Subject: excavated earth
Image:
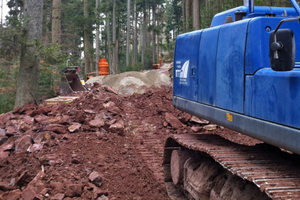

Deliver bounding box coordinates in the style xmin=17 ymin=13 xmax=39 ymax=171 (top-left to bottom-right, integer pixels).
xmin=0 ymin=83 xmax=263 ymax=200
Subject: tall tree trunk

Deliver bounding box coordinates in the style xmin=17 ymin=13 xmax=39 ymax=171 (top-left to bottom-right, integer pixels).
xmin=126 ymin=0 xmax=130 ymax=67
xmin=182 ymin=0 xmax=186 ymax=32
xmin=152 ymin=4 xmax=156 ymax=64
xmin=95 ymin=0 xmax=100 ymax=75
xmin=52 ymin=0 xmax=61 ymax=45
xmin=186 ymin=0 xmax=192 ymax=31
xmin=112 ymin=0 xmax=117 ymax=74
xmin=133 ymin=0 xmax=137 ymax=67
xmin=193 ymin=0 xmax=201 ymax=30
xmin=51 ymin=0 xmax=61 ymax=89
xmin=106 ymin=0 xmax=112 ymax=72
xmin=15 ymin=0 xmax=43 ymax=108
xmin=142 ymin=4 xmax=147 ymax=68
xmin=84 ymin=0 xmax=92 ymax=74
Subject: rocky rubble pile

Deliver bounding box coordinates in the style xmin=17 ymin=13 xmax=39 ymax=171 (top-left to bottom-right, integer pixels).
xmin=0 ymin=84 xmax=260 ymax=200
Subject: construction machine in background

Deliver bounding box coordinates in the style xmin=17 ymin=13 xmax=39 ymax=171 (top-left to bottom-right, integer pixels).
xmin=164 ymin=0 xmax=300 ymax=199
xmin=60 ymin=66 xmax=86 ymax=95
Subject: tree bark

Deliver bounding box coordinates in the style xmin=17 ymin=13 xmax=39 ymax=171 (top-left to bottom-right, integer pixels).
xmin=106 ymin=0 xmax=112 ymax=72
xmin=15 ymin=0 xmax=43 ymax=108
xmin=52 ymin=0 xmax=61 ymax=45
xmin=95 ymin=0 xmax=100 ymax=75
xmin=182 ymin=0 xmax=186 ymax=33
xmin=186 ymin=0 xmax=192 ymax=31
xmin=193 ymin=0 xmax=201 ymax=30
xmin=133 ymin=0 xmax=137 ymax=67
xmin=152 ymin=4 xmax=156 ymax=64
xmin=84 ymin=0 xmax=92 ymax=74
xmin=51 ymin=0 xmax=61 ymax=89
xmin=112 ymin=0 xmax=117 ymax=74
xmin=126 ymin=0 xmax=130 ymax=67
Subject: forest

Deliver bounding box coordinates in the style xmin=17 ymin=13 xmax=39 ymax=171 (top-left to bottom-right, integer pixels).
xmin=0 ymin=0 xmax=294 ymax=113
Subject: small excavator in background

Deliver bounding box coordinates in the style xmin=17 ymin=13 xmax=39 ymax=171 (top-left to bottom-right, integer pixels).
xmin=60 ymin=66 xmax=86 ymax=95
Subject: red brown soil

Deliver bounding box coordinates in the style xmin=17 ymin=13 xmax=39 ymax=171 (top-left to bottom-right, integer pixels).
xmin=0 ymin=84 xmax=262 ymax=200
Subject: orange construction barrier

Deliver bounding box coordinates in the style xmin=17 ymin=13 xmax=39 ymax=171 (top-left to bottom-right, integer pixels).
xmin=99 ymin=58 xmax=109 ymax=76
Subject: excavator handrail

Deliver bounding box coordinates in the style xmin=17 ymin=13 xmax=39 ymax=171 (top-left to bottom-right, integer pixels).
xmin=289 ymin=0 xmax=300 ymax=16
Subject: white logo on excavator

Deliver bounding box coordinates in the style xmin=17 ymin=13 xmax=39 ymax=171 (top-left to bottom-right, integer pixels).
xmin=176 ymin=60 xmax=189 ymax=79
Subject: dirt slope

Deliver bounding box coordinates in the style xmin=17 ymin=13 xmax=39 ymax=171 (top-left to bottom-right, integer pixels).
xmin=0 ymin=84 xmax=261 ymax=200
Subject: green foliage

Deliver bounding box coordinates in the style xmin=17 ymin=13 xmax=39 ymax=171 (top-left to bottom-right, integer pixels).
xmin=0 ymin=61 xmax=18 ymax=113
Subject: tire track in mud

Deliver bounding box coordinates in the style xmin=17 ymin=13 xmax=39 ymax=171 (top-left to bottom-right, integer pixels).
xmin=130 ymin=130 xmax=167 ymax=185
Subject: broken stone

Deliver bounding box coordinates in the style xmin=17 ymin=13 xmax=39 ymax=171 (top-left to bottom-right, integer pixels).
xmin=96 ymin=131 xmax=106 ymax=140
xmin=58 ymin=115 xmax=72 ymax=125
xmin=65 ymin=184 xmax=83 ymax=197
xmin=204 ymin=124 xmax=217 ymax=131
xmin=165 ymin=113 xmax=182 ymax=129
xmin=50 ymin=193 xmax=65 ymax=200
xmin=50 ymin=181 xmax=64 ymax=193
xmin=34 ymin=132 xmax=51 ymax=144
xmin=34 ymin=115 xmax=49 ymax=123
xmin=40 ymin=188 xmax=48 ymax=196
xmin=93 ymin=188 xmax=109 ymax=200
xmin=5 ymin=126 xmax=17 ymax=137
xmin=14 ymin=135 xmax=33 ymax=153
xmin=16 ymin=171 xmax=29 ymax=187
xmin=190 ymin=116 xmax=209 ymax=125
xmin=0 ymin=135 xmax=8 ymax=146
xmin=84 ymin=110 xmax=96 ymax=114
xmin=0 ymin=189 xmax=22 ymax=200
xmin=89 ymin=171 xmax=103 ymax=187
xmin=71 ymin=158 xmax=81 ymax=164
xmin=0 ymin=182 xmax=11 ymax=191
xmin=178 ymin=113 xmax=192 ymax=123
xmin=44 ymin=124 xmax=66 ymax=134
xmin=48 ymin=116 xmax=62 ymax=124
xmin=0 ymin=136 xmax=16 ymax=152
xmin=103 ymin=101 xmax=115 ymax=108
xmin=68 ymin=123 xmax=82 ymax=133
xmin=19 ymin=122 xmax=31 ymax=132
xmin=191 ymin=126 xmax=203 ymax=132
xmin=102 ymin=85 xmax=118 ymax=95
xmin=0 ymin=151 xmax=10 ymax=159
xmin=0 ymin=128 xmax=6 ymax=137
xmin=163 ymin=121 xmax=168 ymax=127
xmin=27 ymin=143 xmax=44 ymax=153
xmin=109 ymin=120 xmax=124 ymax=135
xmin=89 ymin=119 xmax=105 ymax=128
xmin=21 ymin=185 xmax=37 ymax=200
xmin=98 ymin=195 xmax=109 ymax=200
xmin=107 ymin=106 xmax=122 ymax=114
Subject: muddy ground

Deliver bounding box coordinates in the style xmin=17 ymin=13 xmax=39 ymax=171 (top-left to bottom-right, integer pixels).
xmin=0 ymin=84 xmax=262 ymax=200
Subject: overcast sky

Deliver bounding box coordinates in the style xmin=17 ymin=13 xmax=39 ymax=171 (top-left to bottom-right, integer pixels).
xmin=1 ymin=0 xmax=9 ymax=24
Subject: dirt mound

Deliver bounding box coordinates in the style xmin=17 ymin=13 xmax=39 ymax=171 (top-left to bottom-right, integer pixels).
xmin=86 ymin=68 xmax=171 ymax=95
xmin=0 ymin=84 xmax=261 ymax=200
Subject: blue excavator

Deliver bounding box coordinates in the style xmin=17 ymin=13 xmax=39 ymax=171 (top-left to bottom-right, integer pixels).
xmin=164 ymin=1 xmax=300 ymax=199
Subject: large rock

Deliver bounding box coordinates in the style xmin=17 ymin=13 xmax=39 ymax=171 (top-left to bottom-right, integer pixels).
xmin=44 ymin=124 xmax=66 ymax=134
xmin=50 ymin=193 xmax=65 ymax=200
xmin=21 ymin=185 xmax=38 ymax=200
xmin=89 ymin=119 xmax=105 ymax=128
xmin=15 ymin=135 xmax=33 ymax=153
xmin=0 ymin=189 xmax=22 ymax=200
xmin=165 ymin=113 xmax=182 ymax=129
xmin=89 ymin=171 xmax=103 ymax=187
xmin=109 ymin=120 xmax=124 ymax=135
xmin=0 ymin=136 xmax=16 ymax=152
xmin=68 ymin=123 xmax=82 ymax=133
xmin=65 ymin=184 xmax=83 ymax=197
